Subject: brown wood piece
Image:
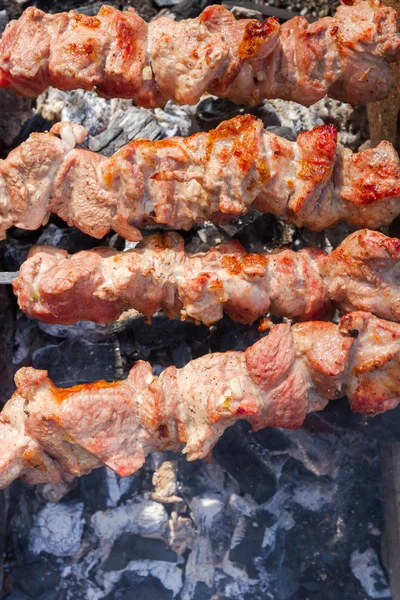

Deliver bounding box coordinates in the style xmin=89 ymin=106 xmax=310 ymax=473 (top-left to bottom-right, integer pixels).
xmin=367 ymin=0 xmax=400 ymax=146
xmin=381 ymin=442 xmax=400 ymax=600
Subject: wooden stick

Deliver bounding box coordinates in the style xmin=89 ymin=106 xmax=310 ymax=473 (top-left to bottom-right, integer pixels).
xmin=381 ymin=443 xmax=400 ymax=600
xmin=367 ymin=0 xmax=400 ymax=145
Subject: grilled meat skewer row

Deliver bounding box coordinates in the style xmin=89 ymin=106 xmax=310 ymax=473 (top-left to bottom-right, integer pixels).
xmin=12 ymin=229 xmax=400 ymax=326
xmin=2 ymin=116 xmax=400 ymax=241
xmin=1 ymin=310 xmax=398 ymax=489
xmin=0 ymin=1 xmax=399 ymax=107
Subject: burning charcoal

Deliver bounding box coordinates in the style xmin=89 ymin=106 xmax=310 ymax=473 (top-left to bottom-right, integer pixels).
xmin=0 ymin=10 xmax=7 ymax=34
xmin=8 ymin=559 xmax=60 ymax=599
xmin=103 ymin=534 xmax=178 ymax=571
xmin=213 ymin=423 xmax=277 ymax=503
xmin=167 ymin=0 xmax=207 ymax=20
xmin=88 ymin=106 xmax=162 ymax=156
xmin=154 ymin=0 xmax=182 ymax=7
xmin=229 ymin=512 xmax=275 ymax=577
xmin=91 ymin=498 xmax=168 ymax=558
xmin=153 ymin=101 xmax=194 ymax=138
xmin=195 ymin=97 xmax=281 ymax=131
xmin=61 ymin=90 xmax=112 ymax=139
xmin=230 ymin=5 xmax=263 ymax=20
xmin=113 ymin=571 xmax=177 ymax=600
xmin=6 ymin=593 xmax=32 ymax=600
xmin=29 ymin=502 xmax=84 ymax=557
xmin=32 ymin=339 xmax=117 ymax=385
xmin=0 ymin=90 xmax=31 ymax=156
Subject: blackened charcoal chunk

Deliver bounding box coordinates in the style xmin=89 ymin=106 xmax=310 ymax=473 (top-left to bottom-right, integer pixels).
xmin=103 ymin=534 xmax=178 ymax=571
xmin=11 ymin=560 xmax=60 ymax=599
xmin=266 ymin=126 xmax=296 ymax=141
xmin=213 ymin=423 xmax=277 ymax=503
xmin=12 ymin=115 xmax=52 ymax=149
xmin=192 ymin=582 xmax=213 ymax=600
xmin=196 ymin=97 xmax=280 ymax=131
xmin=88 ymin=108 xmax=163 ymax=156
xmin=78 ymin=468 xmax=109 ymax=512
xmin=113 ymin=573 xmax=174 ymax=600
xmin=252 ymin=427 xmax=295 ymax=452
xmin=32 ymin=339 xmax=117 ymax=386
xmin=229 ymin=512 xmax=275 ymax=578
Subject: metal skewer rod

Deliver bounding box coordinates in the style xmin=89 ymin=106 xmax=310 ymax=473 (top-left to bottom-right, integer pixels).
xmin=0 ymin=273 xmax=17 ymax=285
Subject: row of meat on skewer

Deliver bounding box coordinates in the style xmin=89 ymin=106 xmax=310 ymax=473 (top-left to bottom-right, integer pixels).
xmin=1 ymin=0 xmax=400 ymax=489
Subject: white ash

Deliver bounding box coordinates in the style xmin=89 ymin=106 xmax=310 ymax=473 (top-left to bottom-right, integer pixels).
xmin=29 ymin=501 xmax=85 ymax=557
xmin=350 ymin=548 xmax=391 ymax=598
xmin=105 ymin=468 xmax=134 ymax=509
xmin=91 ymin=497 xmax=168 ymax=555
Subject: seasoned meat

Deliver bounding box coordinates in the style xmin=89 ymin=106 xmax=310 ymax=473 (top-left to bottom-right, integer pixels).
xmin=12 ymin=229 xmax=400 ymax=326
xmin=0 ymin=1 xmax=399 ymax=106
xmin=0 ymin=311 xmax=398 ymax=488
xmin=2 ymin=116 xmax=400 ymax=240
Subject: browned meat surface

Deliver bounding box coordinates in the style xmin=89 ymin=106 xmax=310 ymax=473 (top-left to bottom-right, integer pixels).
xmin=0 ymin=1 xmax=399 ymax=106
xmin=2 ymin=116 xmax=400 ymax=240
xmin=0 ymin=311 xmax=398 ymax=489
xmin=12 ymin=229 xmax=400 ymax=326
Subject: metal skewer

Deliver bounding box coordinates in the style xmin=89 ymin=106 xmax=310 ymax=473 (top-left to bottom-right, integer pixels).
xmin=0 ymin=273 xmax=17 ymax=285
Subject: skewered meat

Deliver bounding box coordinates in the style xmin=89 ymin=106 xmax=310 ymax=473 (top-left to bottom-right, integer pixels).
xmin=0 ymin=311 xmax=398 ymax=489
xmin=2 ymin=116 xmax=400 ymax=241
xmin=0 ymin=1 xmax=399 ymax=107
xmin=12 ymin=229 xmax=400 ymax=326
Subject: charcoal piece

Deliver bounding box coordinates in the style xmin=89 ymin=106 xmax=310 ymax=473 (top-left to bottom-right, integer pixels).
xmin=168 ymin=0 xmax=209 ymax=20
xmin=192 ymin=581 xmax=213 ymax=600
xmin=317 ymin=397 xmax=400 ymax=442
xmin=195 ymin=97 xmax=280 ymax=131
xmin=88 ymin=107 xmax=163 ymax=156
xmin=213 ymin=423 xmax=277 ymax=503
xmin=215 ymin=213 xmax=283 ymax=252
xmin=11 ymin=115 xmax=52 ymax=149
xmin=10 ymin=561 xmax=60 ymax=599
xmin=154 ymin=0 xmax=181 ymax=7
xmin=59 ymin=90 xmax=111 ymax=139
xmin=0 ymin=9 xmax=7 ymax=33
xmin=78 ymin=468 xmax=110 ymax=512
xmin=5 ymin=593 xmax=32 ymax=600
xmin=266 ymin=125 xmax=296 ymax=141
xmin=115 ymin=572 xmax=174 ymax=600
xmin=229 ymin=512 xmax=275 ymax=577
xmin=103 ymin=534 xmax=178 ymax=571
xmin=32 ymin=339 xmax=117 ymax=386
xmin=251 ymin=428 xmax=295 ymax=452
xmin=0 ymin=90 xmax=32 ymax=157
